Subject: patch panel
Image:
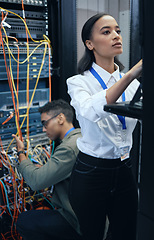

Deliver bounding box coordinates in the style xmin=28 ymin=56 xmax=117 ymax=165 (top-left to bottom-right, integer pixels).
xmin=1 ymin=18 xmax=47 ymax=39
xmin=0 ymin=88 xmax=49 ymax=109
xmin=0 ymin=43 xmax=51 ymax=81
xmin=0 ymin=89 xmax=49 ymax=140
xmin=0 ymin=0 xmax=46 ymax=6
xmin=6 ymin=9 xmax=47 ymax=20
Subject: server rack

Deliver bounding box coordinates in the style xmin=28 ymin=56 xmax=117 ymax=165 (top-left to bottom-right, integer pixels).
xmin=0 ymin=0 xmax=77 ymax=237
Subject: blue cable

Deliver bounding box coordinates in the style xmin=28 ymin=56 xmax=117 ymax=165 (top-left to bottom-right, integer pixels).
xmin=0 ymin=179 xmax=13 ymax=219
xmin=51 ymin=141 xmax=55 ymax=156
xmin=37 ymin=191 xmax=55 ymax=210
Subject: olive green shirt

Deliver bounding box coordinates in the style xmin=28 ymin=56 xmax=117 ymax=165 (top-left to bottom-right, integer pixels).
xmin=18 ymin=128 xmax=81 ymax=234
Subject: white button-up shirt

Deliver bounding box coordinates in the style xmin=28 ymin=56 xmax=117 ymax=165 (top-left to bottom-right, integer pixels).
xmin=67 ymin=62 xmax=140 ymax=159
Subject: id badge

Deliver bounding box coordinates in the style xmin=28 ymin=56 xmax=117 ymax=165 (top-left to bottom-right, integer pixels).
xmin=120 ymin=146 xmax=129 ymax=161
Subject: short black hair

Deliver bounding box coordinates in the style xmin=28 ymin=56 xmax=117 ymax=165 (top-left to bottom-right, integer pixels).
xmin=38 ymin=99 xmax=74 ymax=123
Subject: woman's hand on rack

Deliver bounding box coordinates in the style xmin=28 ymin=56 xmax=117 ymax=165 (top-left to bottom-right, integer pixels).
xmin=129 ymin=59 xmax=142 ymax=80
xmin=106 ymin=59 xmax=142 ymax=104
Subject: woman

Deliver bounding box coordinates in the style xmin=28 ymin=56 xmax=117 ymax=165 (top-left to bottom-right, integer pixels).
xmin=67 ymin=13 xmax=142 ymax=240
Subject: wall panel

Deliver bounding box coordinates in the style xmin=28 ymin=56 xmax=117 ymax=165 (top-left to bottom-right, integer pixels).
xmin=77 ymin=0 xmax=130 ymax=72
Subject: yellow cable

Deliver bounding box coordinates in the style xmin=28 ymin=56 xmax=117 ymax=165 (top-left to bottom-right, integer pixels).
xmin=2 ymin=27 xmax=19 ymax=100
xmin=6 ymin=43 xmax=48 ymax=153
xmin=2 ymin=27 xmax=20 ymax=138
xmin=3 ymin=39 xmax=48 ymax=64
xmin=26 ymin=27 xmax=30 ymax=153
xmin=28 ymin=43 xmax=47 ymax=108
xmin=0 ymin=7 xmax=50 ymax=44
xmin=1 ymin=8 xmax=49 ymax=155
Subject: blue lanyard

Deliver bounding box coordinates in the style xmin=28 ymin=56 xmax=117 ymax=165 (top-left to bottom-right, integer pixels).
xmin=64 ymin=127 xmax=75 ymax=137
xmin=90 ymin=67 xmax=126 ymax=130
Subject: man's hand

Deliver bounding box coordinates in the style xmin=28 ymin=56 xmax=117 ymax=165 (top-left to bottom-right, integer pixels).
xmin=35 ymin=164 xmax=42 ymax=168
xmin=12 ymin=134 xmax=25 ymax=152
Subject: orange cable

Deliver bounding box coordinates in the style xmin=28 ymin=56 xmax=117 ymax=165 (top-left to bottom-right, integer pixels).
xmin=21 ymin=0 xmax=30 ymax=154
xmin=0 ymin=30 xmax=21 ymax=141
xmin=7 ymin=36 xmax=22 ymax=140
xmin=48 ymin=43 xmax=52 ymax=101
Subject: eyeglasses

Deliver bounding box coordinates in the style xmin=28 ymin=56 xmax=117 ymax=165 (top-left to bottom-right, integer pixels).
xmin=41 ymin=113 xmax=59 ymax=129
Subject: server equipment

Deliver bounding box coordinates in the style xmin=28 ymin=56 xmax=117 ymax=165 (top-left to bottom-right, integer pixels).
xmin=0 ymin=1 xmax=53 ymax=238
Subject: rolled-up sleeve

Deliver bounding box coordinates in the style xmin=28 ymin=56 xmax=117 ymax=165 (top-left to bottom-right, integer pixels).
xmin=18 ymin=145 xmax=76 ymax=191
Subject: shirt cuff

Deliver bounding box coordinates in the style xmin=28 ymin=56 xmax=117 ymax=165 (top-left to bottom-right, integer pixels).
xmin=91 ymin=89 xmax=109 ymax=118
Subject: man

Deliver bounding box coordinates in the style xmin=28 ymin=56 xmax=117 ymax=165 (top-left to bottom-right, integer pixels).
xmin=12 ymin=99 xmax=82 ymax=240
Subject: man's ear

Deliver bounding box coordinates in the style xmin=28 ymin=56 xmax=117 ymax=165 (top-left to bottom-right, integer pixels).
xmin=85 ymin=40 xmax=94 ymax=51
xmin=57 ymin=113 xmax=65 ymax=125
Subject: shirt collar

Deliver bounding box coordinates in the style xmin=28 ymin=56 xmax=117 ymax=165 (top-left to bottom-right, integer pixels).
xmin=111 ymin=63 xmax=120 ymax=81
xmin=91 ymin=62 xmax=120 ymax=83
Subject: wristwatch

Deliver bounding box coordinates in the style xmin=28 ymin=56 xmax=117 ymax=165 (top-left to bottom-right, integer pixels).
xmin=17 ymin=150 xmax=25 ymax=157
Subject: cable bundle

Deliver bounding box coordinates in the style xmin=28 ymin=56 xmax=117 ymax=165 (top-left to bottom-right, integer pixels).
xmin=0 ymin=1 xmax=53 ymax=239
